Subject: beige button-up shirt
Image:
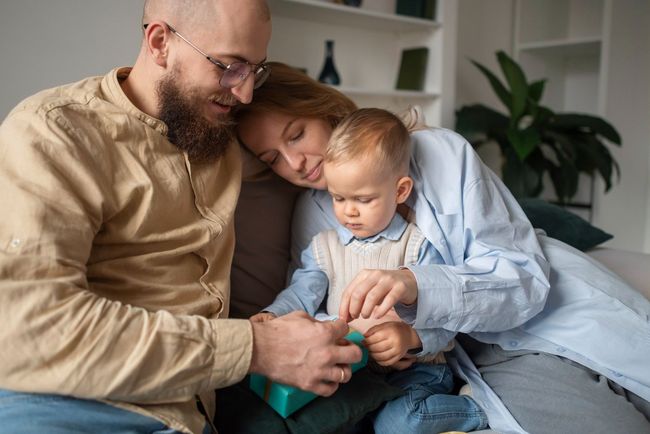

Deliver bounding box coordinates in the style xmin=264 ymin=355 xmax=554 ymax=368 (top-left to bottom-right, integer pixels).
xmin=0 ymin=68 xmax=253 ymax=434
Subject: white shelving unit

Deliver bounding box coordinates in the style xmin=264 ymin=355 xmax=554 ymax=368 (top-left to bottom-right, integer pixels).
xmin=513 ymin=0 xmax=607 ymax=219
xmin=518 ymin=37 xmax=601 ymax=57
xmin=514 ymin=0 xmax=605 ymax=114
xmin=268 ymin=0 xmax=440 ymax=32
xmin=331 ymin=85 xmax=440 ymax=100
xmin=267 ymin=0 xmax=454 ymax=127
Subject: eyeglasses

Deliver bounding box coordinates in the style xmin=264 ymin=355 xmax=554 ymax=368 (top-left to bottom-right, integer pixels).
xmin=143 ymin=23 xmax=270 ymax=89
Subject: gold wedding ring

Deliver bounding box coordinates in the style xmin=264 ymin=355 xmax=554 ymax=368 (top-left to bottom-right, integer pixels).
xmin=339 ymin=366 xmax=345 ymax=383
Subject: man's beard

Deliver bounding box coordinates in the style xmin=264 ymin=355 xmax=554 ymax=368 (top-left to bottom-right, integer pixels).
xmin=156 ymin=71 xmax=236 ymax=163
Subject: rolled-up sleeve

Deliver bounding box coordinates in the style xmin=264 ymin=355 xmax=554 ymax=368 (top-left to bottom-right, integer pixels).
xmin=400 ymin=130 xmax=551 ymax=333
xmin=404 ymin=176 xmax=550 ymax=333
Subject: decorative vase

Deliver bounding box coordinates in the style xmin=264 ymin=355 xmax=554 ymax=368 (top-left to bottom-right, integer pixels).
xmin=318 ymin=40 xmax=341 ymax=85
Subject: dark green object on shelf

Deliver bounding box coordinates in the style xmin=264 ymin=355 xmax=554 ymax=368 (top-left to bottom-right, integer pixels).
xmin=396 ymin=47 xmax=429 ymax=91
xmin=396 ymin=0 xmax=436 ymax=20
xmin=422 ymin=0 xmax=437 ymax=19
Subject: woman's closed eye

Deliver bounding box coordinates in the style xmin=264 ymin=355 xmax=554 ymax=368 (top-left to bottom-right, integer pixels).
xmin=262 ymin=152 xmax=280 ymax=166
xmin=288 ymin=129 xmax=304 ymax=143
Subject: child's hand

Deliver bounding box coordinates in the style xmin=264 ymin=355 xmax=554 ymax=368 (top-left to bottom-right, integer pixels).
xmin=364 ymin=321 xmax=421 ymax=366
xmin=250 ymin=312 xmax=277 ymax=323
xmin=338 ymin=269 xmax=418 ymax=322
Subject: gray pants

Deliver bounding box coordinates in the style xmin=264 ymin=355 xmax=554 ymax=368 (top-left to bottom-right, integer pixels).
xmin=458 ymin=335 xmax=650 ymax=434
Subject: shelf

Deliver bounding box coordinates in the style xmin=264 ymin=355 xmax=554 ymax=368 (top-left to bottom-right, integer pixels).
xmin=268 ymin=0 xmax=440 ymax=32
xmin=518 ymin=37 xmax=602 ymax=57
xmin=331 ymin=85 xmax=439 ymax=99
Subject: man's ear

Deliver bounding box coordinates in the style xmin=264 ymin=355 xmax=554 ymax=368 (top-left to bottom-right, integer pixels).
xmin=396 ymin=176 xmax=413 ymax=204
xmin=144 ymin=21 xmax=170 ymax=67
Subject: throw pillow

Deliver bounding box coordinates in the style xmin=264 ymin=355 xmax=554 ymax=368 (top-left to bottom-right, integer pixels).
xmin=518 ymin=198 xmax=613 ymax=251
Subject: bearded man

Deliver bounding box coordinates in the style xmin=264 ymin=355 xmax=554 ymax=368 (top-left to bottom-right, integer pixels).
xmin=0 ymin=1 xmax=361 ymax=433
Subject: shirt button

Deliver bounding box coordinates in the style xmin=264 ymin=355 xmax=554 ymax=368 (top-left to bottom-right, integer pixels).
xmin=439 ymin=238 xmax=446 ymax=245
xmin=557 ymin=347 xmax=567 ymax=353
xmin=509 ymin=340 xmax=519 ymax=347
xmin=10 ymin=238 xmax=21 ymax=248
xmin=425 ymin=318 xmax=434 ymax=327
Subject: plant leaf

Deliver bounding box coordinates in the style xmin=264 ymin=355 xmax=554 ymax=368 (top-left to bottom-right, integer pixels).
xmin=578 ymin=135 xmax=621 ymax=191
xmin=528 ymin=79 xmax=546 ymax=103
xmin=502 ymin=149 xmax=544 ymax=198
xmin=551 ymin=113 xmax=622 ymax=145
xmin=549 ymin=157 xmax=579 ymax=203
xmin=506 ymin=126 xmax=541 ymax=161
xmin=497 ymin=51 xmax=528 ymax=122
xmin=548 ymin=130 xmax=620 ymax=192
xmin=470 ymin=59 xmax=512 ymax=113
xmin=455 ymin=104 xmax=509 ymax=146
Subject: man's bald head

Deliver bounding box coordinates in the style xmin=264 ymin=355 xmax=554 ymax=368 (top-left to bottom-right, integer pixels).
xmin=126 ymin=0 xmax=271 ymax=163
xmin=143 ymin=0 xmax=270 ymax=32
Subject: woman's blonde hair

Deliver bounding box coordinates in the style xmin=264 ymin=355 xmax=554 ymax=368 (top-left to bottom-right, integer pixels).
xmin=326 ymin=108 xmax=411 ymax=176
xmin=234 ymin=62 xmax=357 ymax=129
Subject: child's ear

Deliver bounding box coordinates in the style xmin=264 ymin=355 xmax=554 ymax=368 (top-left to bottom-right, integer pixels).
xmin=396 ymin=176 xmax=413 ymax=204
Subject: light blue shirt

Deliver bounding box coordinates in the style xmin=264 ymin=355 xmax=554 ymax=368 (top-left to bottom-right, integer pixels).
xmin=265 ymin=213 xmax=454 ymax=357
xmin=290 ymin=128 xmax=650 ymax=434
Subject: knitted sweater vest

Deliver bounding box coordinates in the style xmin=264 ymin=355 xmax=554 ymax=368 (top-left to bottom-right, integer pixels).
xmin=312 ymin=222 xmax=450 ymax=365
xmin=312 ymin=222 xmax=425 ymax=316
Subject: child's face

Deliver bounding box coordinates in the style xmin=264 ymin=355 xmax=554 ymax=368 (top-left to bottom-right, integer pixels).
xmin=324 ymin=156 xmax=412 ymax=239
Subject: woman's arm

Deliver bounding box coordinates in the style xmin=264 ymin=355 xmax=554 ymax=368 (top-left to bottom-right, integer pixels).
xmin=337 ymin=129 xmax=551 ymax=333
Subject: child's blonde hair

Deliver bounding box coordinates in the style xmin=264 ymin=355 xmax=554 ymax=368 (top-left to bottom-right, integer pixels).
xmin=325 ymin=108 xmax=412 ymax=176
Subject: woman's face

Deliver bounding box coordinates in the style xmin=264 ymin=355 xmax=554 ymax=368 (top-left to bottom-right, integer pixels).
xmin=238 ymin=111 xmax=332 ymax=189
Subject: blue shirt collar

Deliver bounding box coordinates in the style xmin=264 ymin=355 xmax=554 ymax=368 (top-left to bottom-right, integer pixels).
xmin=335 ymin=213 xmax=409 ymax=245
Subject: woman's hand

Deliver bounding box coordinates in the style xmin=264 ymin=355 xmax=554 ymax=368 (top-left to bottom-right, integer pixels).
xmin=338 ymin=269 xmax=418 ymax=322
xmin=363 ymin=321 xmax=421 ymax=367
xmin=250 ymin=312 xmax=277 ymax=323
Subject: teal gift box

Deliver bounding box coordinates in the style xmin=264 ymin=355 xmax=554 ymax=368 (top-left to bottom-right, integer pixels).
xmin=249 ymin=329 xmax=368 ymax=418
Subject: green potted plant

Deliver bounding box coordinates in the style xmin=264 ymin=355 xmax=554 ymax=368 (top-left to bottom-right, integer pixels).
xmin=455 ymin=50 xmax=621 ymax=203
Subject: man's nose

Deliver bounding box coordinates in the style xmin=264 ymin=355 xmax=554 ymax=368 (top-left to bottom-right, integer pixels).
xmin=230 ymin=74 xmax=255 ymax=104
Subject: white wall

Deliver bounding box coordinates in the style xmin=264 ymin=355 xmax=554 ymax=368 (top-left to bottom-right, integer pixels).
xmin=3 ymin=0 xmax=648 ymax=252
xmin=0 ymin=1 xmax=143 ymax=118
xmin=592 ymin=0 xmax=650 ymax=253
xmin=455 ymin=0 xmax=650 ymax=253
xmin=454 ymin=0 xmax=514 ymax=174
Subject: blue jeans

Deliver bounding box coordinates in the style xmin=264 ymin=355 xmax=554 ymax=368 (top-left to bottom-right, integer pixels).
xmin=373 ymin=364 xmax=488 ymax=434
xmin=0 ymin=389 xmax=210 ymax=434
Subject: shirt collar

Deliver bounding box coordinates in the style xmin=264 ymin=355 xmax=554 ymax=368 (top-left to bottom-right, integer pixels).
xmin=336 ymin=213 xmax=409 ymax=245
xmin=101 ymin=67 xmax=168 ymax=136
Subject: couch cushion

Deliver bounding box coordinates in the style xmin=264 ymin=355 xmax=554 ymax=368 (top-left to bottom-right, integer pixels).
xmin=518 ymin=198 xmax=613 ymax=251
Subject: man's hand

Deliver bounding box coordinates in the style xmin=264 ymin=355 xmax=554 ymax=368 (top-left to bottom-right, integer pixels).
xmin=250 ymin=312 xmax=277 ymax=323
xmin=338 ymin=269 xmax=418 ymax=322
xmin=364 ymin=321 xmax=421 ymax=367
xmin=249 ymin=311 xmax=362 ymax=396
